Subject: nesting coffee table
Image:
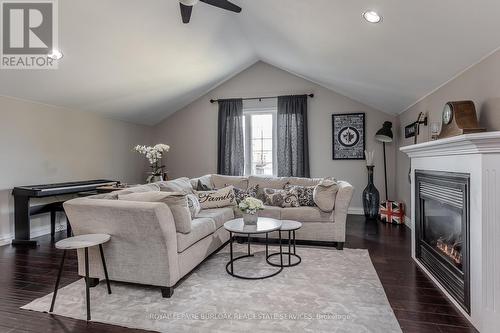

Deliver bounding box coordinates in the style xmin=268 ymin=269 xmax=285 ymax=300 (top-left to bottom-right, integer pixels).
xmin=267 ymin=220 xmax=303 ymax=267
xmin=224 ymin=217 xmax=284 ymax=279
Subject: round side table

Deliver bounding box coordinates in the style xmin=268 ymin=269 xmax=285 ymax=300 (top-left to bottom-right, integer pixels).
xmin=224 ymin=218 xmax=283 ymax=279
xmin=49 ymin=234 xmax=112 ymax=321
xmin=267 ymin=220 xmax=302 ymax=267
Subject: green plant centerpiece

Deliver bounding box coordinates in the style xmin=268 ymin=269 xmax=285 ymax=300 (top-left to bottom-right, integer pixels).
xmin=238 ymin=197 xmax=264 ymax=225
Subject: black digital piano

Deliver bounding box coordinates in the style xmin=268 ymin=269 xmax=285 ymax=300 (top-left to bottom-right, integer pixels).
xmin=12 ymin=179 xmax=117 ymax=246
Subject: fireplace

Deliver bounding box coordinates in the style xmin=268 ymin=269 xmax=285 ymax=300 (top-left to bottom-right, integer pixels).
xmin=415 ymin=170 xmax=470 ymax=313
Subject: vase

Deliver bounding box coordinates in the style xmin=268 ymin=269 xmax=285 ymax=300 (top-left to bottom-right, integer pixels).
xmin=146 ymin=174 xmax=163 ymax=184
xmin=363 ymin=165 xmax=380 ymax=220
xmin=243 ymin=213 xmax=258 ymax=225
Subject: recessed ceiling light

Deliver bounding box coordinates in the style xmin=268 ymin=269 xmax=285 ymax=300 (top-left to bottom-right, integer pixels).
xmin=47 ymin=49 xmax=63 ymax=60
xmin=363 ymin=10 xmax=382 ymax=24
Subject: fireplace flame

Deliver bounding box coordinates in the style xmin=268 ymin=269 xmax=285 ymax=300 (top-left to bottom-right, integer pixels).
xmin=436 ymin=236 xmax=462 ymax=265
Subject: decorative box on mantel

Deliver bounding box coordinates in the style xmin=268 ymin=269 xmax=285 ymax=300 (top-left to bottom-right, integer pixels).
xmin=400 ymin=132 xmax=500 ymax=333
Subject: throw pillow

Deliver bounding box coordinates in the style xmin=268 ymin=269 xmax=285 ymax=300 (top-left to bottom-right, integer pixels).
xmin=195 ymin=186 xmax=236 ymax=209
xmin=212 ymin=174 xmax=248 ymax=190
xmin=186 ymin=193 xmax=201 ymax=218
xmin=262 ymin=187 xmax=299 ymax=208
xmin=156 ymin=177 xmax=193 ymax=194
xmin=197 ymin=179 xmax=212 ymax=191
xmin=284 ymin=184 xmax=315 ymax=206
xmin=227 ymin=184 xmax=259 ymax=204
xmin=118 ymin=191 xmax=192 ymax=234
xmin=313 ymin=178 xmax=339 ymax=212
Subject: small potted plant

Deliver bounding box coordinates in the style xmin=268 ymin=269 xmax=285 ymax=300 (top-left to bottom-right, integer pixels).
xmin=134 ymin=144 xmax=170 ymax=183
xmin=238 ymin=197 xmax=264 ymax=225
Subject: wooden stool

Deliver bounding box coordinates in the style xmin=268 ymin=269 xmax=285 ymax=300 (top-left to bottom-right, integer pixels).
xmin=49 ymin=234 xmax=112 ymax=321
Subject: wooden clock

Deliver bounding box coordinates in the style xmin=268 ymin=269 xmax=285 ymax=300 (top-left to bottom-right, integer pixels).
xmin=438 ymin=101 xmax=486 ymax=138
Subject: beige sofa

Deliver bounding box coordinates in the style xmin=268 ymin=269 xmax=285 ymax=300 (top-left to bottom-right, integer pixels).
xmin=63 ymin=175 xmax=353 ymax=297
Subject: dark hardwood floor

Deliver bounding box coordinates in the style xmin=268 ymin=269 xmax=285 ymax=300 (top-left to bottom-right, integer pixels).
xmin=0 ymin=215 xmax=477 ymax=333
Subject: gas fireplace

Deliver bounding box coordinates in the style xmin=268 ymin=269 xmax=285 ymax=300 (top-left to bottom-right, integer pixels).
xmin=415 ymin=170 xmax=470 ymax=313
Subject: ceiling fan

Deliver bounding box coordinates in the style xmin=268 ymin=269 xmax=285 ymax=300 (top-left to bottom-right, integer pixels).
xmin=179 ymin=0 xmax=242 ymax=24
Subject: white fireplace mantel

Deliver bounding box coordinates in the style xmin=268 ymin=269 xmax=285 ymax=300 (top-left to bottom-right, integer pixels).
xmin=400 ymin=131 xmax=500 ymax=158
xmin=401 ymin=131 xmax=500 ymax=333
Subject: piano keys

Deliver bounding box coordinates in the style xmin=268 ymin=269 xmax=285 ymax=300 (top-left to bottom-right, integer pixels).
xmin=12 ymin=179 xmax=117 ymax=246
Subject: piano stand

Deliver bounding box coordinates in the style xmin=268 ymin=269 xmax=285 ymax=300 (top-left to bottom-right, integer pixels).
xmin=12 ymin=179 xmax=117 ymax=247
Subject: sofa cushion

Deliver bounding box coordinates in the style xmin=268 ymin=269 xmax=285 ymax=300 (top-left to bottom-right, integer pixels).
xmin=190 ymin=175 xmax=213 ymax=191
xmin=195 ymin=186 xmax=236 ymax=209
xmin=176 ymin=218 xmax=216 ymax=252
xmin=118 ymin=191 xmax=192 ymax=234
xmin=287 ymin=177 xmax=324 ymax=187
xmin=211 ymin=174 xmax=248 ymax=189
xmin=156 ymin=177 xmax=193 ymax=194
xmin=281 ymin=206 xmax=334 ymax=222
xmin=248 ymin=175 xmax=289 ymax=190
xmin=186 ymin=194 xmax=201 ymax=218
xmin=197 ymin=207 xmax=235 ymax=229
xmin=262 ymin=188 xmax=300 ymax=208
xmin=232 ymin=185 xmax=259 ymax=204
xmin=233 ymin=205 xmax=282 ymax=219
xmin=313 ymin=179 xmax=339 ymax=212
xmin=284 ymin=184 xmax=315 ymax=206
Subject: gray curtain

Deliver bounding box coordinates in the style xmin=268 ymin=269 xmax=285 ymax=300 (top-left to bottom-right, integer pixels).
xmin=217 ymin=99 xmax=244 ymax=176
xmin=277 ymin=95 xmax=310 ymax=177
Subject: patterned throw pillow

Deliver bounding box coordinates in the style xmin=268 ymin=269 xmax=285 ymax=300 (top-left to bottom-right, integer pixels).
xmin=195 ymin=186 xmax=236 ymax=209
xmin=262 ymin=187 xmax=300 ymax=208
xmin=186 ymin=194 xmax=201 ymax=218
xmin=227 ymin=184 xmax=259 ymax=204
xmin=284 ymin=184 xmax=315 ymax=206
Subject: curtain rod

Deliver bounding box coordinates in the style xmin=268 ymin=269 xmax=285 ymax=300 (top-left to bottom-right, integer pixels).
xmin=209 ymin=94 xmax=314 ymax=104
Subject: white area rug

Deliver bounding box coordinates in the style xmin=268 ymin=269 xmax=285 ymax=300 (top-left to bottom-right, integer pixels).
xmin=22 ymin=245 xmax=402 ymax=333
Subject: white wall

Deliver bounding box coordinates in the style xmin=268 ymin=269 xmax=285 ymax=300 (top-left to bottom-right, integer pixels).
xmin=0 ymin=96 xmax=151 ymax=245
xmin=154 ymin=62 xmax=397 ymax=211
xmin=396 ymin=48 xmax=500 ymax=218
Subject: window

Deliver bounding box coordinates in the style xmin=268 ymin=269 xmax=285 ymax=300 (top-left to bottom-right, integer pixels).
xmin=243 ymin=108 xmax=277 ymax=176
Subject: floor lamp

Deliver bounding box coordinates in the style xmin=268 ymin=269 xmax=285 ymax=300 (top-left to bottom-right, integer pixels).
xmin=375 ymin=121 xmax=393 ymax=201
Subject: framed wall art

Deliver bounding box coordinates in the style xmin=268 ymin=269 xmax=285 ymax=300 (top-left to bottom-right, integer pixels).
xmin=332 ymin=112 xmax=365 ymax=160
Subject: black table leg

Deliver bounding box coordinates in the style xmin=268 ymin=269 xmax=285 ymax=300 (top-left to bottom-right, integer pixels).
xmin=288 ymin=230 xmax=291 ymax=265
xmin=229 ymin=232 xmax=233 ymax=274
xmin=49 ymin=250 xmax=66 ymax=312
xmin=265 ymin=233 xmax=268 ymax=257
xmin=279 ymin=231 xmax=283 ymax=267
xmin=293 ymin=230 xmax=296 ymax=255
xmin=84 ymin=247 xmax=91 ymax=321
xmin=12 ymin=195 xmax=37 ymax=247
xmin=99 ymin=244 xmax=111 ymax=294
xmin=66 ymin=217 xmax=72 ymax=238
xmin=50 ymin=211 xmax=56 ymax=241
xmin=247 ymin=234 xmax=251 ymax=256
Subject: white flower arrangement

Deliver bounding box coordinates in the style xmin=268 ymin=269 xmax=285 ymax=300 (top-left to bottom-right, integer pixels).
xmin=238 ymin=197 xmax=264 ymax=215
xmin=134 ymin=143 xmax=170 ymax=176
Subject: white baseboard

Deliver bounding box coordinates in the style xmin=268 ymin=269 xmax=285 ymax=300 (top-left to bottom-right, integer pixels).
xmin=348 ymin=207 xmax=364 ymax=215
xmin=404 ymin=216 xmax=413 ymax=230
xmin=0 ymin=222 xmax=67 ymax=247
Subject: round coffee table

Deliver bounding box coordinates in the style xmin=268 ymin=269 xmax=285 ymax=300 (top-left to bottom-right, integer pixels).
xmin=267 ymin=220 xmax=302 ymax=267
xmin=224 ymin=217 xmax=283 ymax=279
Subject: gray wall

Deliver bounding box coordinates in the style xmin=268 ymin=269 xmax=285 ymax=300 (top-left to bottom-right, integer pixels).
xmin=0 ymin=96 xmax=151 ymax=245
xmin=154 ymin=62 xmax=397 ymax=211
xmin=396 ymin=49 xmax=500 ymax=219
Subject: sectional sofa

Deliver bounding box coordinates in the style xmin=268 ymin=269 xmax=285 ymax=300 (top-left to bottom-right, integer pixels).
xmin=63 ymin=175 xmax=353 ymax=297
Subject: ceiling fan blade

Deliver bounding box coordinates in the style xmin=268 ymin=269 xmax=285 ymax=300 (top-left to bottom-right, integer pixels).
xmin=199 ymin=0 xmax=241 ymax=13
xmin=179 ymin=3 xmax=193 ymax=23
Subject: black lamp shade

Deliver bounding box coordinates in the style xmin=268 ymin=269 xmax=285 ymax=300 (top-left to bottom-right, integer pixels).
xmin=375 ymin=121 xmax=393 ymax=143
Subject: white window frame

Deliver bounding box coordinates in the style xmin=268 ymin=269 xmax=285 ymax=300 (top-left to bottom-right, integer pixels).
xmin=243 ymin=107 xmax=278 ymax=176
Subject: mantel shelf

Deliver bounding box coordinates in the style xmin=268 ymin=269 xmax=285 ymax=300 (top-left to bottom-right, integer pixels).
xmin=400 ymin=131 xmax=500 ymax=158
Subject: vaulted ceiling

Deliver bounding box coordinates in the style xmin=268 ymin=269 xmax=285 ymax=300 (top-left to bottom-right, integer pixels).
xmin=2 ymin=0 xmax=500 ymax=125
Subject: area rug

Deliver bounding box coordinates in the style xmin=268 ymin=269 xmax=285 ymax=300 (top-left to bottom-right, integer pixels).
xmin=22 ymin=245 xmax=402 ymax=333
